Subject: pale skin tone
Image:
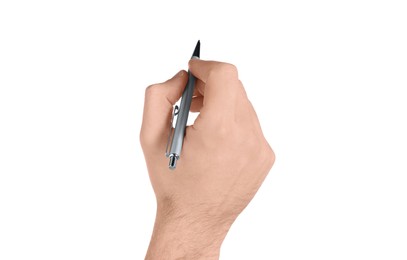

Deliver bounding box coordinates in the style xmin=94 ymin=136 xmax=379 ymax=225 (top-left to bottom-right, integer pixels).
xmin=140 ymin=59 xmax=275 ymax=259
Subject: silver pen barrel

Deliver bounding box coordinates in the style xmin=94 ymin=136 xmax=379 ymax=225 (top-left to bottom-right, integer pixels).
xmin=168 ymin=69 xmax=196 ymax=169
xmin=167 ymin=40 xmax=200 ymax=170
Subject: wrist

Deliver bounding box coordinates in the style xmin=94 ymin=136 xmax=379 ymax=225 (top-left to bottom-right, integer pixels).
xmin=145 ymin=199 xmax=235 ymax=260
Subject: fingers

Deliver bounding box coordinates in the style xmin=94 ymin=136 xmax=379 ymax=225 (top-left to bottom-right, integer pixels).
xmin=193 ymin=79 xmax=204 ymax=97
xmin=191 ymin=79 xmax=205 ymax=112
xmin=190 ymin=96 xmax=203 ymax=112
xmin=140 ymin=70 xmax=188 ymax=147
xmin=188 ymin=59 xmax=240 ymax=112
xmin=188 ymin=59 xmax=239 ymax=84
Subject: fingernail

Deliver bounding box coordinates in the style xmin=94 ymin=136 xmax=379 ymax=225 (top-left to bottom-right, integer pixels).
xmin=188 ymin=58 xmax=199 ymax=67
xmin=174 ymin=70 xmax=184 ymax=78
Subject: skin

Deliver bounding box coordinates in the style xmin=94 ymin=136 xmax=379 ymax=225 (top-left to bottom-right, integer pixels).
xmin=140 ymin=59 xmax=275 ymax=260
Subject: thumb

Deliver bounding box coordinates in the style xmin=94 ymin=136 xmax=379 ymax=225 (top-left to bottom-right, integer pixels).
xmin=140 ymin=70 xmax=188 ymax=149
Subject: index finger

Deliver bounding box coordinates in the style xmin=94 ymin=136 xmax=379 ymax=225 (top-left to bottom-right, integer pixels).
xmin=188 ymin=59 xmax=240 ymax=110
xmin=188 ymin=59 xmax=239 ymax=84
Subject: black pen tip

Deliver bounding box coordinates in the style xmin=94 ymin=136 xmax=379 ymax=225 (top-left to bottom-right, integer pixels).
xmin=192 ymin=40 xmax=200 ymax=58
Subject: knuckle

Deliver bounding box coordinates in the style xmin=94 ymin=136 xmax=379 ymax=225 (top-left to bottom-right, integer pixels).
xmin=139 ymin=129 xmax=147 ymax=148
xmin=144 ymin=83 xmax=161 ymax=97
xmin=216 ymin=124 xmax=232 ymax=137
xmin=263 ymin=145 xmax=276 ymax=167
xmin=247 ymin=138 xmax=275 ymax=167
xmin=205 ymin=120 xmax=234 ymax=140
xmin=209 ymin=63 xmax=238 ymax=79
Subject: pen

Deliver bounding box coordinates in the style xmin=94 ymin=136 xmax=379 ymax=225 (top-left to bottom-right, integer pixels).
xmin=165 ymin=40 xmax=200 ymax=170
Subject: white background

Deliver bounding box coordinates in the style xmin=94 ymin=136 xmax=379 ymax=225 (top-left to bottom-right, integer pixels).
xmin=1 ymin=0 xmax=406 ymax=259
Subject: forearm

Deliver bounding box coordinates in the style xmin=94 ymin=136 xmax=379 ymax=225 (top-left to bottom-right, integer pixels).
xmin=145 ymin=202 xmax=233 ymax=260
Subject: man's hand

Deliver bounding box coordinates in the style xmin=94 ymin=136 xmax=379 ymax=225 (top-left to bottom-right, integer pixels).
xmin=140 ymin=59 xmax=275 ymax=259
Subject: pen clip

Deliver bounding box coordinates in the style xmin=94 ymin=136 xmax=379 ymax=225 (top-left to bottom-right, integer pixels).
xmin=165 ymin=105 xmax=179 ymax=157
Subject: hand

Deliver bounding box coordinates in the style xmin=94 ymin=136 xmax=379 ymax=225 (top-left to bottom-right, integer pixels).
xmin=140 ymin=59 xmax=275 ymax=259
